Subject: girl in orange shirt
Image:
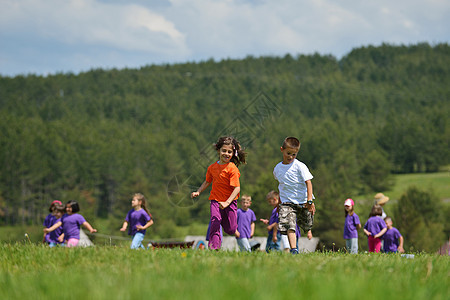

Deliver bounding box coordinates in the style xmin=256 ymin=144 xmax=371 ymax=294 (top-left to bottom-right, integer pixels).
xmin=191 ymin=136 xmax=246 ymax=250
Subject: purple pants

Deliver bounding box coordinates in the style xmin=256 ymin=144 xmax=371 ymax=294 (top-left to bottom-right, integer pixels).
xmin=208 ymin=200 xmax=238 ymax=250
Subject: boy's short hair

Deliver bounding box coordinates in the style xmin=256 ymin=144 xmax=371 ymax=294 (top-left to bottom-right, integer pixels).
xmin=67 ymin=200 xmax=80 ymax=213
xmin=282 ymin=137 xmax=300 ymax=149
xmin=265 ymin=190 xmax=280 ymax=201
xmin=384 ymin=216 xmax=392 ymax=223
xmin=241 ymin=194 xmax=252 ymax=202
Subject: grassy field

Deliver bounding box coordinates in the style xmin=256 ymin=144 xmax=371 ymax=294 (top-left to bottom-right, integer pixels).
xmin=0 ymin=243 xmax=448 ymax=300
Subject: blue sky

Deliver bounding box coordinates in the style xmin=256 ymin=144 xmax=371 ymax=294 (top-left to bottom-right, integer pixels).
xmin=1 ymin=0 xmax=449 ymax=77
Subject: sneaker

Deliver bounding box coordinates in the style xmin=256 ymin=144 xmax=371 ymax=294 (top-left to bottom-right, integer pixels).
xmin=290 ymin=248 xmax=299 ymax=254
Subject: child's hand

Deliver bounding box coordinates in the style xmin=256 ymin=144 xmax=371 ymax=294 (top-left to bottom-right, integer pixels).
xmin=306 ymin=203 xmax=316 ymax=215
xmin=43 ymin=228 xmax=49 ymax=233
xmin=398 ymin=246 xmax=405 ymax=253
xmin=91 ymin=229 xmax=97 ymax=233
xmin=136 ymin=225 xmax=144 ymax=230
xmin=307 ymin=230 xmax=313 ymax=240
xmin=191 ymin=191 xmax=200 ymax=198
xmin=219 ymin=201 xmax=230 ymax=209
xmin=272 ymin=235 xmax=278 ymax=243
xmin=57 ymin=235 xmax=64 ymax=243
xmin=120 ymin=227 xmax=126 ymax=232
xmin=260 ymin=218 xmax=269 ymax=225
xmin=235 ymin=230 xmax=240 ymax=238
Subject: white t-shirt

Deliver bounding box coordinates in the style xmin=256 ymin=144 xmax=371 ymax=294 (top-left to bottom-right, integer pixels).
xmin=273 ymin=159 xmax=314 ymax=205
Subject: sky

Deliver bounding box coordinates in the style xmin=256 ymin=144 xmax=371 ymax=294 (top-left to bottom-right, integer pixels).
xmin=0 ymin=0 xmax=449 ymax=77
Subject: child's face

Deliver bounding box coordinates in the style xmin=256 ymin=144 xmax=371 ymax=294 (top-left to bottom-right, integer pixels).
xmin=385 ymin=219 xmax=393 ymax=227
xmin=54 ymin=211 xmax=63 ymax=219
xmin=281 ymin=146 xmax=299 ymax=164
xmin=240 ymin=199 xmax=251 ymax=210
xmin=131 ymin=197 xmax=140 ymax=208
xmin=345 ymin=205 xmax=352 ymax=212
xmin=65 ymin=205 xmax=73 ymax=215
xmin=267 ymin=197 xmax=279 ymax=208
xmin=218 ymin=144 xmax=234 ymax=164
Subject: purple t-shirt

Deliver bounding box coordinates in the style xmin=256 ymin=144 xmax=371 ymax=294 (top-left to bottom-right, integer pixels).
xmin=268 ymin=207 xmax=278 ymax=234
xmin=237 ymin=208 xmax=256 ymax=239
xmin=383 ymin=227 xmax=402 ymax=253
xmin=61 ymin=213 xmax=86 ymax=240
xmin=364 ymin=216 xmax=386 ymax=236
xmin=343 ymin=213 xmax=360 ymax=239
xmin=44 ymin=214 xmax=63 ymax=243
xmin=126 ymin=209 xmax=151 ymax=236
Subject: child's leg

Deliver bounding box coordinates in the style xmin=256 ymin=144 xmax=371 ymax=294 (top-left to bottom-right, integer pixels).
xmin=278 ymin=204 xmax=297 ymax=250
xmin=66 ymin=238 xmax=79 ymax=247
xmin=350 ymin=238 xmax=358 ymax=254
xmin=368 ymin=236 xmax=375 ymax=252
xmin=131 ymin=232 xmax=145 ymax=249
xmin=237 ymin=238 xmax=251 ymax=252
xmin=374 ymin=237 xmax=382 ymax=253
xmin=220 ymin=200 xmax=238 ymax=236
xmin=209 ymin=201 xmax=222 ymax=250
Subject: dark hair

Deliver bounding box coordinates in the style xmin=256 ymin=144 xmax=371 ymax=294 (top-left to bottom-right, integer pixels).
xmin=66 ymin=200 xmax=80 ymax=213
xmin=214 ymin=136 xmax=246 ymax=167
xmin=48 ymin=200 xmax=62 ymax=213
xmin=53 ymin=204 xmax=65 ymax=214
xmin=369 ymin=204 xmax=382 ymax=217
xmin=282 ymin=137 xmax=300 ymax=149
xmin=134 ymin=193 xmax=151 ymax=217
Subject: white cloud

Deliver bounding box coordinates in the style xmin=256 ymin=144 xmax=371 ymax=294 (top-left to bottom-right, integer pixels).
xmin=0 ymin=0 xmax=448 ymax=76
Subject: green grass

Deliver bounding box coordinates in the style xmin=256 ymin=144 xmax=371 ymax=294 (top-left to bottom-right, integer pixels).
xmin=388 ymin=171 xmax=450 ymax=202
xmin=0 ymin=244 xmax=448 ymax=300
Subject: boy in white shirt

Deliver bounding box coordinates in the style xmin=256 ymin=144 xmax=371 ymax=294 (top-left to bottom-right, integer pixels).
xmin=273 ymin=136 xmax=315 ymax=254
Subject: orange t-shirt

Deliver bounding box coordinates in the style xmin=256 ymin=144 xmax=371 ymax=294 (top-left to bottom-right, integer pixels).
xmin=206 ymin=162 xmax=240 ymax=202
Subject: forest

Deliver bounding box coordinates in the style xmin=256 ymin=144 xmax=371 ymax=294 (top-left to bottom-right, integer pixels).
xmin=0 ymin=43 xmax=449 ymax=251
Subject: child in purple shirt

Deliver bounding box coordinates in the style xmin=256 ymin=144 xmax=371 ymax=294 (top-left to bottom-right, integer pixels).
xmin=260 ymin=191 xmax=282 ymax=253
xmin=363 ymin=204 xmax=387 ymax=253
xmin=383 ymin=217 xmax=404 ymax=253
xmin=120 ymin=193 xmax=154 ymax=249
xmin=43 ymin=201 xmax=65 ymax=247
xmin=44 ymin=200 xmax=97 ymax=247
xmin=235 ymin=195 xmax=257 ymax=252
xmin=343 ymin=198 xmax=361 ymax=254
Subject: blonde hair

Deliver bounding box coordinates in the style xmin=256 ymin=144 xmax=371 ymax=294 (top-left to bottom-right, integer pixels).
xmin=266 ymin=190 xmax=280 ymax=203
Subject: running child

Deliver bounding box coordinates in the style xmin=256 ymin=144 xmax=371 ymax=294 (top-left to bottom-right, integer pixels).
xmin=383 ymin=217 xmax=404 ymax=253
xmin=120 ymin=193 xmax=154 ymax=249
xmin=260 ymin=190 xmax=282 ymax=252
xmin=43 ymin=200 xmax=64 ymax=247
xmin=44 ymin=200 xmax=97 ymax=247
xmin=235 ymin=194 xmax=256 ymax=252
xmin=191 ymin=136 xmax=246 ymax=250
xmin=363 ymin=204 xmax=387 ymax=253
xmin=273 ymin=137 xmax=315 ymax=254
xmin=343 ymin=198 xmax=361 ymax=254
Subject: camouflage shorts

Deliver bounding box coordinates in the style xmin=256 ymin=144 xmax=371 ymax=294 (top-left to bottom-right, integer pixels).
xmin=278 ymin=203 xmax=314 ymax=235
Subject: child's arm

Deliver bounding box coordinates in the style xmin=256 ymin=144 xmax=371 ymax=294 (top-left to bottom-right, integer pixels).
xmin=250 ymin=222 xmax=255 ymax=238
xmin=305 ymin=180 xmax=315 ymax=215
xmin=136 ymin=219 xmax=154 ymax=231
xmin=260 ymin=218 xmax=269 ymax=225
xmin=82 ymin=221 xmax=97 ymax=233
xmin=43 ymin=221 xmax=63 ymax=233
xmin=374 ymin=227 xmax=387 ymax=239
xmin=57 ymin=233 xmax=65 ymax=243
xmin=272 ymin=224 xmax=278 ymax=242
xmin=120 ymin=221 xmax=128 ymax=232
xmin=219 ymin=186 xmax=240 ymax=209
xmin=356 ymin=224 xmax=362 ymax=230
xmin=363 ymin=229 xmax=371 ymax=236
xmin=398 ymin=236 xmax=405 ymax=253
xmin=191 ymin=180 xmax=211 ymax=198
